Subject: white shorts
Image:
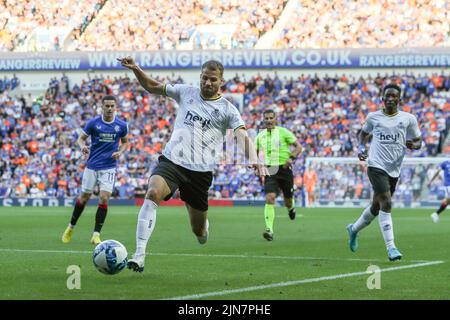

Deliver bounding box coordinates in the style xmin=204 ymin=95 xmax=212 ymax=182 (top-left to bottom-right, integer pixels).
xmin=81 ymin=167 xmax=116 ymax=194
xmin=445 ymin=186 xmax=450 ymax=198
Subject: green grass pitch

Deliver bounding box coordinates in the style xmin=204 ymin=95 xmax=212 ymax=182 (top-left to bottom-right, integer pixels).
xmin=0 ymin=206 xmax=448 ymax=300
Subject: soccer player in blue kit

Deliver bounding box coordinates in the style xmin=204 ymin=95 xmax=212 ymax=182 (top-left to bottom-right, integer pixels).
xmin=62 ymin=95 xmax=129 ymax=244
xmin=428 ymin=158 xmax=450 ymax=223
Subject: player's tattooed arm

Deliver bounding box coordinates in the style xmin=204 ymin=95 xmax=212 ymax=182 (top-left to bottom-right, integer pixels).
xmin=406 ymin=137 xmax=422 ymax=150
xmin=117 ymin=56 xmax=165 ymax=95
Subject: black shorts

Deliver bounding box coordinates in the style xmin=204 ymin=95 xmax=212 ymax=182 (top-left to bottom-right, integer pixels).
xmin=367 ymin=167 xmax=399 ymax=196
xmin=151 ymin=156 xmax=213 ymax=212
xmin=264 ymin=165 xmax=294 ymax=198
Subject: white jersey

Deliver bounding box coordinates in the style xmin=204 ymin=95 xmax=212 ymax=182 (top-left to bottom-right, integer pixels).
xmin=362 ymin=110 xmax=421 ymax=178
xmin=162 ymin=84 xmax=245 ymax=172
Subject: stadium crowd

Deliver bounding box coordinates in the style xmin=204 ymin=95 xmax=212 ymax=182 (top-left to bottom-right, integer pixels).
xmin=0 ymin=72 xmax=449 ymax=202
xmin=1 ymin=0 xmax=449 ymax=51
xmin=70 ymin=0 xmax=286 ymax=51
xmin=275 ymin=0 xmax=450 ymax=48
xmin=0 ymin=0 xmax=106 ymax=51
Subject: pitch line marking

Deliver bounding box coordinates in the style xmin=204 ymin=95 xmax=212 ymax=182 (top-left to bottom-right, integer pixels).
xmin=0 ymin=248 xmax=437 ymax=263
xmin=163 ymin=260 xmax=444 ymax=300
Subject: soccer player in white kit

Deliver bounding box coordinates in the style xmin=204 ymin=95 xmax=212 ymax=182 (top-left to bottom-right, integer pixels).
xmin=118 ymin=57 xmax=268 ymax=272
xmin=347 ymin=84 xmax=422 ymax=261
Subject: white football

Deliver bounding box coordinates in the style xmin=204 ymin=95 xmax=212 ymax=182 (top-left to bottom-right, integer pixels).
xmin=92 ymin=240 xmax=128 ymax=275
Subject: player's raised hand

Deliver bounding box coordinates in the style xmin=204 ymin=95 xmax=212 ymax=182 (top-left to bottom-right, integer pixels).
xmin=357 ymin=145 xmax=368 ymax=161
xmin=111 ymin=151 xmax=122 ymax=160
xmin=117 ymin=56 xmax=136 ymax=69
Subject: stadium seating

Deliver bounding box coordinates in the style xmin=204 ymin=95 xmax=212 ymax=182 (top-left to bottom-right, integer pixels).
xmin=275 ymin=0 xmax=450 ymax=48
xmin=1 ymin=0 xmax=449 ymax=51
xmin=70 ymin=0 xmax=286 ymax=51
xmin=0 ymin=0 xmax=106 ymax=51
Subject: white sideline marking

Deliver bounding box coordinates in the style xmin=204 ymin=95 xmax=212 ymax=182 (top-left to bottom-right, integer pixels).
xmin=150 ymin=252 xmax=431 ymax=263
xmin=0 ymin=248 xmax=434 ymax=263
xmin=163 ymin=261 xmax=444 ymax=300
xmin=0 ymin=248 xmax=92 ymax=254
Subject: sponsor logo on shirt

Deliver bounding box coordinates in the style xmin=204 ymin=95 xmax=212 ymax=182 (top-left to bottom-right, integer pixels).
xmin=378 ymin=132 xmax=401 ymax=144
xmin=99 ymin=133 xmax=117 ymax=143
xmin=184 ymin=110 xmax=211 ymax=128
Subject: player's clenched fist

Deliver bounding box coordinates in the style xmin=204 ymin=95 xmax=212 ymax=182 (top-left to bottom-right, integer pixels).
xmin=117 ymin=56 xmax=137 ymax=69
xmin=357 ymin=144 xmax=368 ymax=161
xmin=111 ymin=151 xmax=122 ymax=160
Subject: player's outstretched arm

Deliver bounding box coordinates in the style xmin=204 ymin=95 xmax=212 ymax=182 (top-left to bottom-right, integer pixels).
xmin=117 ymin=56 xmax=164 ymax=95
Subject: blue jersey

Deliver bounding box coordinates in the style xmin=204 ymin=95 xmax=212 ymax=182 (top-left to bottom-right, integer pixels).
xmin=440 ymin=160 xmax=450 ymax=187
xmin=82 ymin=116 xmax=128 ymax=170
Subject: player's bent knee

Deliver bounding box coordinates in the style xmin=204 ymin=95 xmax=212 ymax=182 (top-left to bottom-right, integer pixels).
xmin=370 ymin=205 xmax=379 ymax=216
xmin=99 ymin=196 xmax=109 ymax=204
xmin=79 ymin=193 xmax=91 ymax=204
xmin=266 ymin=194 xmax=276 ymax=204
xmin=191 ymin=226 xmax=206 ymax=237
xmin=192 ymin=228 xmax=203 ymax=237
xmin=146 ymin=188 xmax=162 ymax=202
xmin=380 ymin=201 xmax=392 ymax=212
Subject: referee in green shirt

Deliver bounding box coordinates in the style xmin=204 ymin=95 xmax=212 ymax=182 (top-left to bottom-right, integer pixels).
xmin=256 ymin=109 xmax=302 ymax=241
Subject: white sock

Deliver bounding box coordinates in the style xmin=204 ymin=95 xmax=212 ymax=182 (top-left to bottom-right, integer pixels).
xmin=197 ymin=219 xmax=209 ymax=245
xmin=352 ymin=206 xmax=377 ymax=233
xmin=135 ymin=199 xmax=158 ymax=256
xmin=92 ymin=231 xmax=100 ymax=237
xmin=378 ymin=210 xmax=395 ymax=250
